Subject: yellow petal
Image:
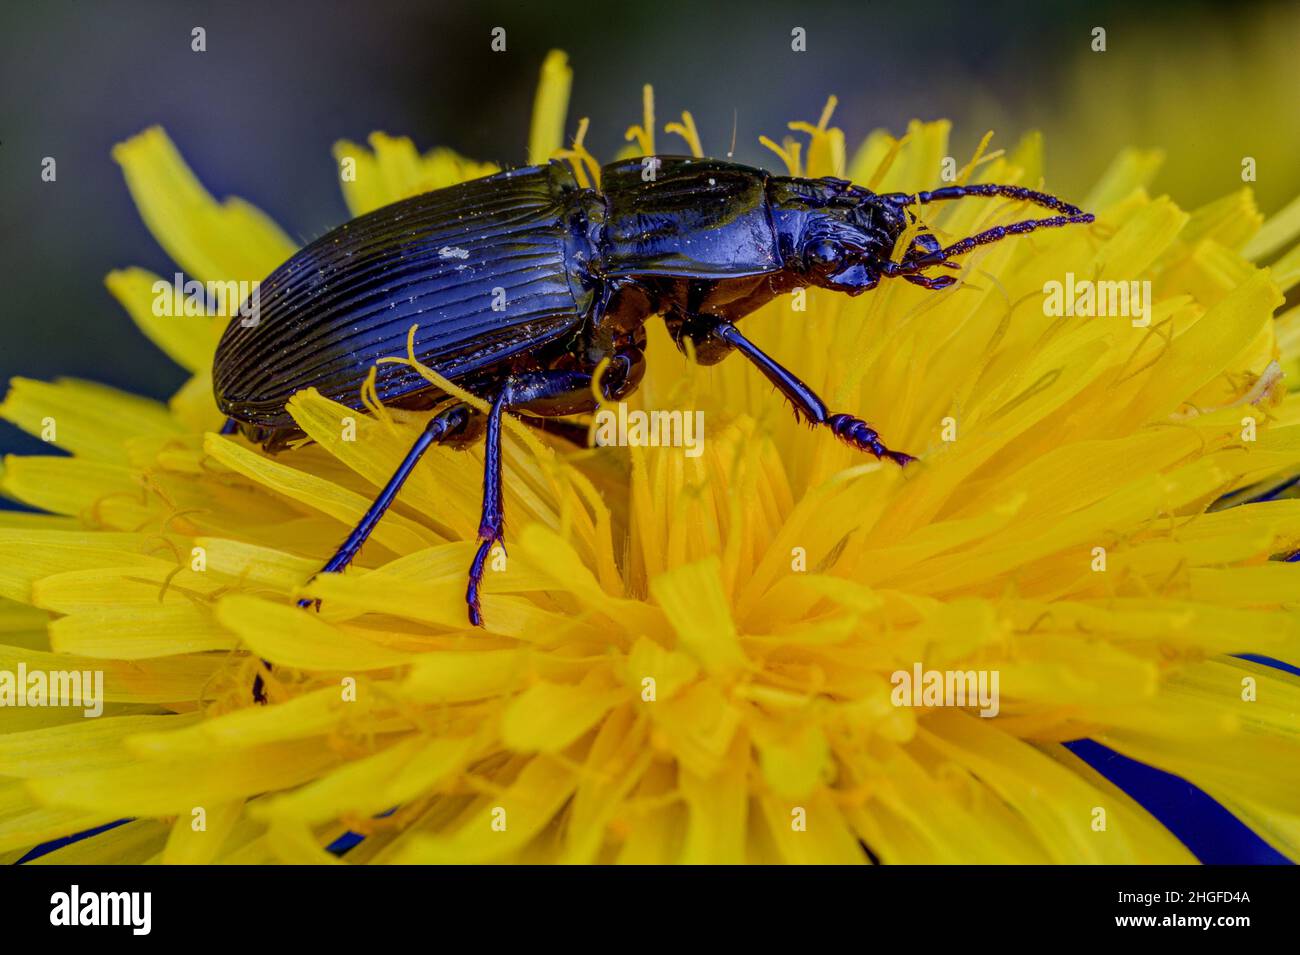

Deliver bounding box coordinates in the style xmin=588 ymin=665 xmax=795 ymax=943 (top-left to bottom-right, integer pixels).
xmin=528 ymin=50 xmax=572 ymax=164
xmin=49 ymin=605 xmax=235 ymax=658
xmin=501 ymin=677 xmax=623 ymax=752
xmin=0 ymin=376 xmax=184 ymax=462
xmin=162 ymin=799 xmax=247 ymax=864
xmin=216 ymin=595 xmax=415 ymax=670
xmin=27 ymin=738 xmax=344 ymax=816
xmin=105 ymin=268 xmax=225 ymax=373
xmin=649 ymin=558 xmax=747 ymax=672
xmin=112 ymin=126 xmax=295 ymax=282
xmin=255 ymin=734 xmax=476 ymax=826
xmin=391 ymin=755 xmax=577 ymax=863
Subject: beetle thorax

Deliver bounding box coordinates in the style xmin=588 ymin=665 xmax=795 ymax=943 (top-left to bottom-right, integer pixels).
xmin=767 ymin=176 xmax=904 ymax=295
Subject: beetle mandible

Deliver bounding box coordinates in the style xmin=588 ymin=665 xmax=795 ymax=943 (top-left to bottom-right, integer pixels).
xmin=214 ymin=156 xmax=1093 ymax=628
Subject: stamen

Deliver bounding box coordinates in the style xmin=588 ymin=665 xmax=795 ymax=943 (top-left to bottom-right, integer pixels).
xmin=664 ymin=111 xmax=703 ymax=158
xmin=555 ymin=117 xmax=602 ymax=188
xmin=759 ymin=135 xmax=801 ymax=177
xmin=624 ymin=84 xmax=656 ymax=155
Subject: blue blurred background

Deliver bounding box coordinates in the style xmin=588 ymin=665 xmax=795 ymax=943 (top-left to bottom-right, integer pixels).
xmin=1 ymin=0 xmax=1297 ymax=863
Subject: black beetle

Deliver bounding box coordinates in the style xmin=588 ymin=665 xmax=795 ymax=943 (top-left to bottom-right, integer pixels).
xmin=214 ymin=156 xmax=1093 ymax=630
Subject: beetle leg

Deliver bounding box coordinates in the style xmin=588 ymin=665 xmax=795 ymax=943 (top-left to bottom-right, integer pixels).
xmin=467 ymin=387 xmax=510 ymax=627
xmin=664 ymin=307 xmax=736 ymax=365
xmin=251 ymin=403 xmax=477 ymax=703
xmin=465 ymin=365 xmax=633 ymax=626
xmin=708 ymin=320 xmax=915 ymax=466
xmin=295 ymin=402 xmax=475 ymax=611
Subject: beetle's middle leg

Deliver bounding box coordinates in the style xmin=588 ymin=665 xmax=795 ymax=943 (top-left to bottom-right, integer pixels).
xmin=466 ymin=356 xmax=640 ymax=626
xmin=702 ymin=319 xmax=915 ymax=466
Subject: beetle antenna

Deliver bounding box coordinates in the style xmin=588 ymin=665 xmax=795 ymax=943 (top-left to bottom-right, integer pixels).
xmin=888 ymin=211 xmax=1095 ymax=281
xmin=902 ymin=184 xmax=1087 ymax=217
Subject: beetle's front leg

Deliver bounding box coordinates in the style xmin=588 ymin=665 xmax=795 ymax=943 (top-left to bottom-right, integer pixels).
xmin=664 ymin=307 xmax=736 ymax=365
xmin=706 ymin=319 xmax=915 ymax=466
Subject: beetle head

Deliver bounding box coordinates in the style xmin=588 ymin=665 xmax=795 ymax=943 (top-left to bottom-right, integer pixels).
xmin=769 ymin=176 xmax=914 ymax=295
xmin=769 ymin=175 xmax=1095 ymax=294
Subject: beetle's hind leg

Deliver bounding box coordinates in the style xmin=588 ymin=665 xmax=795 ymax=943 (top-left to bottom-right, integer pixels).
xmin=707 ymin=320 xmax=915 ymax=466
xmin=250 ymin=403 xmax=477 ymax=703
xmin=296 ymin=401 xmax=476 ymax=611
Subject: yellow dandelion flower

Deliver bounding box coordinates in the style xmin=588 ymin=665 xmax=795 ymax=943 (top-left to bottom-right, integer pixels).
xmin=3 ymin=51 xmax=1300 ymax=866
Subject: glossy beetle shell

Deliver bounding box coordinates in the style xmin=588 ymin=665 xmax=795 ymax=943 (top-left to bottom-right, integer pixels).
xmin=213 ymin=161 xmax=601 ymax=430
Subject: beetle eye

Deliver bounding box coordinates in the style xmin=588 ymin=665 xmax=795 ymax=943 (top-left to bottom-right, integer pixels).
xmin=805 ymin=239 xmax=840 ymax=268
